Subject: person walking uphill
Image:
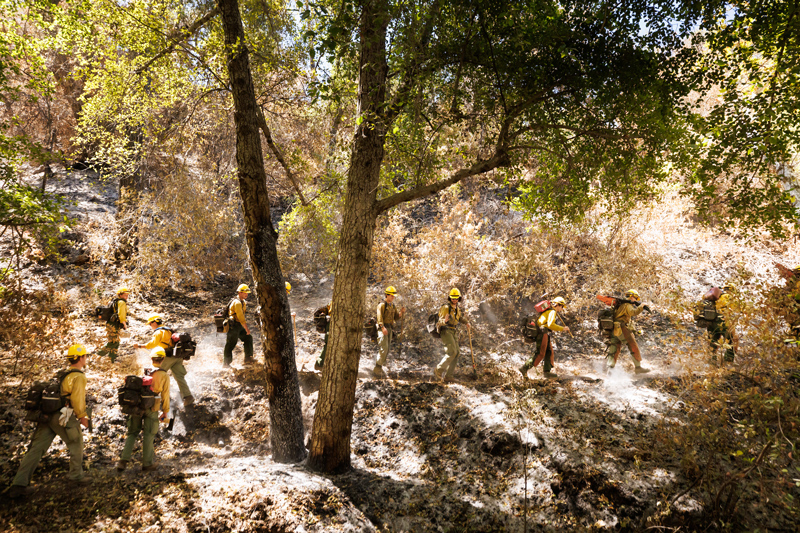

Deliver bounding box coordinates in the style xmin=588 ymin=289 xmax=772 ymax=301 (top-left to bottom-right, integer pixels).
xmin=434 ymin=288 xmax=471 ymax=382
xmin=374 ymin=286 xmax=406 ymax=377
xmin=97 ymin=286 xmax=130 ymax=362
xmin=709 ymin=283 xmax=736 ymax=363
xmin=7 ymin=344 xmax=91 ymax=498
xmin=520 ymin=297 xmax=570 ymax=379
xmin=117 ymin=348 xmax=170 ymax=472
xmin=223 ymin=284 xmax=254 ymax=367
xmin=134 ymin=314 xmax=195 ymax=407
xmin=605 ymin=289 xmax=651 ymax=373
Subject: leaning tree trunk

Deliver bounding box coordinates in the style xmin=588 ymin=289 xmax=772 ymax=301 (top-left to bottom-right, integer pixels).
xmin=307 ymin=0 xmax=389 ymax=473
xmin=218 ymin=0 xmax=305 ymax=463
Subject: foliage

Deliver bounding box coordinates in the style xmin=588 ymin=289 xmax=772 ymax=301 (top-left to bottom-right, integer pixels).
xmin=0 ymin=165 xmax=71 ymax=289
xmin=649 ymin=281 xmax=800 ymax=530
xmin=680 ymin=1 xmax=800 ymax=237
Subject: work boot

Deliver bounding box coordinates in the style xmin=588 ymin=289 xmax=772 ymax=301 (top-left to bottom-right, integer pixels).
xmin=372 ymin=365 xmax=386 ymax=378
xmin=141 ymin=464 xmax=157 ymax=473
xmin=519 ymin=365 xmax=529 ymax=379
xmin=183 ymin=395 xmax=195 ymax=407
xmin=543 ymin=371 xmax=558 ymax=379
xmin=434 ymin=368 xmax=443 ymax=381
xmin=634 ymin=367 xmax=651 ymax=374
xmin=7 ymin=485 xmax=27 ymax=499
xmin=116 ymin=460 xmax=128 ymax=472
xmin=243 ymin=358 xmax=254 ymax=366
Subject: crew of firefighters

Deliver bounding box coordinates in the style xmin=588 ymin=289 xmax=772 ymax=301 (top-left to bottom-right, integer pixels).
xmin=7 ymin=262 xmax=798 ymax=498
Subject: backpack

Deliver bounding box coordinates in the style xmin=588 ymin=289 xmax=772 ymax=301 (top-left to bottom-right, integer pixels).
xmin=694 ymin=300 xmax=717 ymax=328
xmin=24 ymin=369 xmax=81 ymax=419
xmin=213 ymin=300 xmax=234 ymax=333
xmin=118 ymin=372 xmax=158 ymax=415
xmin=363 ymin=317 xmax=378 ymax=342
xmin=427 ymin=312 xmax=441 ymax=338
xmin=95 ymin=298 xmax=121 ymax=325
xmin=172 ymin=332 xmax=197 ymax=360
xmin=313 ymin=306 xmax=330 ymax=333
xmin=597 ymin=308 xmax=615 ymax=333
xmin=520 ymin=314 xmax=540 ymax=343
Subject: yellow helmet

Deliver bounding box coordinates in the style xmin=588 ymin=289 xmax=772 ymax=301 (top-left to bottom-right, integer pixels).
xmin=116 ymin=286 xmax=131 ymax=295
xmin=146 ymin=313 xmax=162 ymax=324
xmin=385 ymin=286 xmax=397 ymax=295
xmin=722 ymin=282 xmax=735 ymax=291
xmin=67 ymin=344 xmax=87 ymax=358
xmin=237 ymin=284 xmax=251 ymax=293
xmin=552 ymin=296 xmax=567 ymax=306
xmin=285 ymin=281 xmax=292 ymax=294
xmin=625 ymin=289 xmax=640 ymax=301
xmin=793 ymin=265 xmax=800 ymax=273
xmin=150 ymin=347 xmax=166 ymax=359
xmin=449 ymin=288 xmax=462 ymax=300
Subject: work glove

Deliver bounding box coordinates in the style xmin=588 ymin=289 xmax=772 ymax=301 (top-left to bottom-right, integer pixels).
xmin=58 ymin=406 xmax=74 ymax=427
xmin=643 ymin=305 xmax=651 ymax=313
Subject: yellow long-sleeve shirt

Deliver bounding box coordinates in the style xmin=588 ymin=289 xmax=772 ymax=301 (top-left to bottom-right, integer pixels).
xmin=438 ymin=304 xmax=466 ymax=328
xmin=228 ymin=297 xmax=247 ymax=325
xmin=377 ymin=301 xmax=398 ymax=327
xmin=144 ymin=328 xmax=174 ymax=350
xmin=537 ymin=309 xmax=564 ymax=332
xmin=116 ymin=299 xmax=128 ymax=327
xmin=62 ymin=370 xmax=87 ymax=419
xmin=151 ymin=369 xmax=170 ymax=413
xmin=614 ymin=302 xmax=644 ymax=325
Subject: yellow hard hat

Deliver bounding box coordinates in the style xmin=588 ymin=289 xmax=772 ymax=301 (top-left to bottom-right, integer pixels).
xmin=146 ymin=313 xmax=162 ymax=324
xmin=449 ymin=288 xmax=462 ymax=300
xmin=385 ymin=286 xmax=397 ymax=295
xmin=626 ymin=289 xmax=640 ymax=300
xmin=793 ymin=265 xmax=800 ymax=272
xmin=150 ymin=347 xmax=166 ymax=359
xmin=552 ymin=296 xmax=567 ymax=306
xmin=67 ymin=344 xmax=87 ymax=358
xmin=285 ymin=281 xmax=291 ymax=294
xmin=116 ymin=286 xmax=131 ymax=295
xmin=237 ymin=284 xmax=251 ymax=293
xmin=722 ymin=282 xmax=735 ymax=291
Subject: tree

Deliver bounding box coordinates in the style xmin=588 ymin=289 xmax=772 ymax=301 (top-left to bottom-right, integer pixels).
xmin=305 ymin=0 xmax=702 ymax=472
xmin=217 ymin=0 xmax=306 ymax=462
xmin=681 ymin=0 xmax=800 ymax=237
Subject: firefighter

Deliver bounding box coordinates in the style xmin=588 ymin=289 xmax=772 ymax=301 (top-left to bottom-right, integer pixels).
xmin=605 ymin=289 xmax=651 ymax=373
xmin=7 ymin=345 xmax=91 ymax=498
xmin=134 ymin=314 xmax=195 ymax=406
xmin=374 ymin=286 xmax=407 ymax=377
xmin=434 ymin=288 xmax=471 ymax=382
xmin=223 ymin=284 xmax=254 ymax=367
xmin=97 ymin=286 xmax=130 ymax=362
xmin=710 ymin=283 xmax=736 ymax=363
xmin=116 ymin=347 xmax=170 ymax=472
xmin=519 ymin=297 xmax=569 ymax=379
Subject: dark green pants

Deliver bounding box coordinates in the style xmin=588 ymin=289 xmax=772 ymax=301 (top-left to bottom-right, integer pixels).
xmin=316 ymin=329 xmax=329 ymax=369
xmin=120 ymin=411 xmax=159 ymax=467
xmin=522 ymin=331 xmax=553 ymax=373
xmin=12 ymin=414 xmax=84 ymax=487
xmin=224 ymin=321 xmax=253 ymax=365
xmin=709 ymin=319 xmax=735 ymax=362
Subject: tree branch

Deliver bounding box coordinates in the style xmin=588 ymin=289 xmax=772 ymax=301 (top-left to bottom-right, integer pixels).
xmin=374 ymin=149 xmax=510 ymax=215
xmin=134 ymin=7 xmax=221 ymax=76
xmin=256 ymin=107 xmax=309 ymax=205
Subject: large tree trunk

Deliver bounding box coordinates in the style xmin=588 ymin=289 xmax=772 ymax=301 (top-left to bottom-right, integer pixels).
xmin=307 ymin=0 xmax=389 ymax=473
xmin=218 ymin=0 xmax=305 ymax=463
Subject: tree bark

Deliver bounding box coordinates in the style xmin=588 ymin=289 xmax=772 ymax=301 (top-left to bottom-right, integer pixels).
xmin=307 ymin=0 xmax=389 ymax=473
xmin=217 ymin=0 xmax=305 ymax=463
